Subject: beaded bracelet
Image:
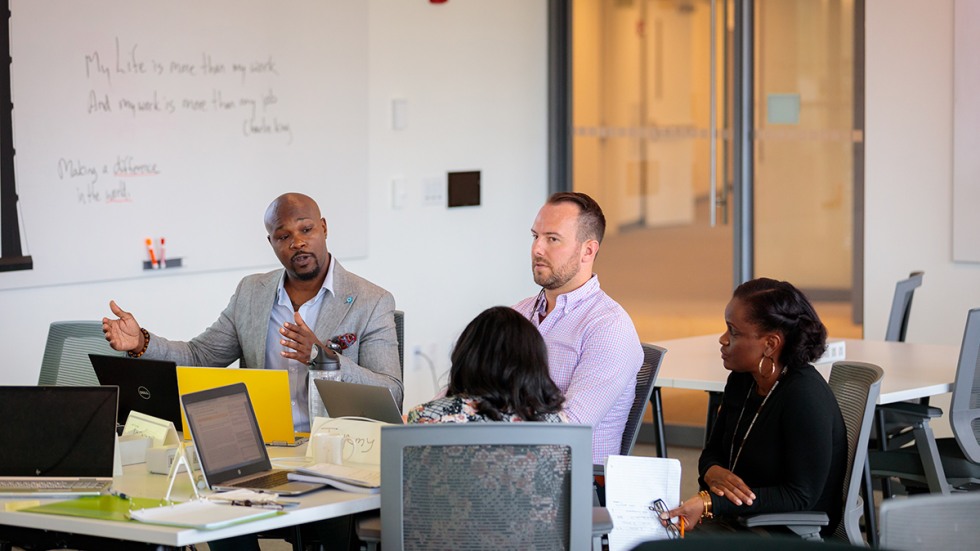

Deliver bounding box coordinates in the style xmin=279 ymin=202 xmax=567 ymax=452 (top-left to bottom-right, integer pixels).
xmin=127 ymin=328 xmax=150 ymax=358
xmin=698 ymin=490 xmax=714 ymax=520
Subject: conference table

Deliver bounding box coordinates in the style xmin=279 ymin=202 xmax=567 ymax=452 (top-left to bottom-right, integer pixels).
xmin=652 ymin=335 xmax=960 ymax=438
xmin=0 ymin=447 xmax=379 ymax=549
xmin=655 ymin=335 xmax=960 ymax=399
xmin=649 ymin=334 xmax=961 ymax=546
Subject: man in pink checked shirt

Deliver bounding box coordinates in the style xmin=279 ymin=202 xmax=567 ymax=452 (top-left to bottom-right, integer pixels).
xmin=513 ymin=192 xmax=644 ymax=470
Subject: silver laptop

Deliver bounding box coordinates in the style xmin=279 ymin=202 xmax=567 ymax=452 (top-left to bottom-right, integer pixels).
xmin=0 ymin=386 xmax=117 ymax=497
xmin=314 ymin=379 xmax=404 ymax=424
xmin=181 ymin=383 xmax=324 ymax=496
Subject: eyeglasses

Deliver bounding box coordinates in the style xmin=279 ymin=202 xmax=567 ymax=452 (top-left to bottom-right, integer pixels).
xmin=648 ymin=498 xmax=680 ymax=540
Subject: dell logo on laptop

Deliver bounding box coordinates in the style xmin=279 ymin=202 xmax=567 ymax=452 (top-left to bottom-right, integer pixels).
xmin=138 ymin=386 xmax=151 ymax=400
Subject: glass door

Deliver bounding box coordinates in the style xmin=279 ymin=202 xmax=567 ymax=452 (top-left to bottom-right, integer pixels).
xmin=752 ymin=0 xmax=862 ymax=337
xmin=569 ymin=0 xmax=861 ymax=435
xmin=573 ymin=0 xmax=733 ymax=343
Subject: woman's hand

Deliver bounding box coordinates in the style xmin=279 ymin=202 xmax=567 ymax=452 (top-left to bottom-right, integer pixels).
xmin=664 ymin=495 xmax=706 ymax=532
xmin=703 ymin=465 xmax=756 ymax=506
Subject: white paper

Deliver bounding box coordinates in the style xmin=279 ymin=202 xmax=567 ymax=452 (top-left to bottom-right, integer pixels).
xmin=124 ymin=411 xmax=179 ymax=447
xmin=129 ymin=499 xmax=276 ymax=529
xmin=306 ymin=416 xmax=383 ymax=465
xmin=605 ymin=455 xmax=682 ymax=551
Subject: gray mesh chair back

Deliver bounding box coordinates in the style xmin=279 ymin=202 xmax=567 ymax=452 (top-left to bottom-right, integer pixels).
xmin=885 ymin=271 xmax=924 ymax=342
xmin=827 ymin=361 xmax=884 ymax=544
xmin=38 ymin=321 xmax=124 ymax=385
xmin=868 ymin=308 xmax=980 ymax=494
xmin=950 ymin=307 xmax=980 ymax=463
xmin=877 ymin=272 xmax=927 ymax=455
xmin=380 ymin=423 xmax=593 ymax=551
xmin=620 ymin=344 xmax=666 ymax=456
xmin=879 ymin=492 xmax=980 ymax=550
xmin=394 ymin=309 xmax=405 ymax=378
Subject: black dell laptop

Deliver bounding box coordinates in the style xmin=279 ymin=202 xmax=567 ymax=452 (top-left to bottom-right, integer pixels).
xmin=90 ymin=353 xmax=182 ymax=427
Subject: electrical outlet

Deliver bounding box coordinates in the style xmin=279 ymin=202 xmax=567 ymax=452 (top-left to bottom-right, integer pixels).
xmin=422 ymin=177 xmax=445 ymax=206
xmin=816 ymin=340 xmax=846 ymax=364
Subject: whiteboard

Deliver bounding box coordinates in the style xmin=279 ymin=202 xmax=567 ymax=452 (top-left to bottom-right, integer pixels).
xmin=3 ymin=0 xmax=368 ymax=289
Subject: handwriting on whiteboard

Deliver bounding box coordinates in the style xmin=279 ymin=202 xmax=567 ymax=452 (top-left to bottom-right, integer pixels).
xmin=82 ymin=37 xmax=292 ymax=144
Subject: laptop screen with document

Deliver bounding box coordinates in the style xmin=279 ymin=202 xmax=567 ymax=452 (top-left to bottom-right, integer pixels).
xmin=181 ymin=383 xmax=324 ymax=495
xmin=183 ymin=384 xmax=269 ymax=479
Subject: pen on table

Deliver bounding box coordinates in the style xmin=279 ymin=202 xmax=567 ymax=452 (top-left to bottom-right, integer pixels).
xmin=159 ymin=237 xmax=166 ymax=269
xmin=229 ymin=499 xmax=284 ymax=510
xmin=145 ymin=238 xmax=158 ymax=269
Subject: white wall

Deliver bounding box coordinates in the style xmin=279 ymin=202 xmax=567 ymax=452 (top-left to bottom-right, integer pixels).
xmin=864 ymin=0 xmax=980 ymax=346
xmin=0 ymin=0 xmax=548 ymax=412
xmin=11 ymin=0 xmax=975 ymax=415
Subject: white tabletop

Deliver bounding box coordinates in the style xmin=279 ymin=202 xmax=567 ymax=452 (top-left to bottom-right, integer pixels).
xmin=0 ymin=446 xmax=379 ymax=547
xmin=651 ymin=335 xmax=960 ymax=404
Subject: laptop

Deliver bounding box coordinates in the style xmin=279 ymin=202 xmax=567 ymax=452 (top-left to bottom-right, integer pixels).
xmin=90 ymin=354 xmax=182 ymax=427
xmin=0 ymin=386 xmax=117 ymax=497
xmin=176 ymin=366 xmax=296 ymax=444
xmin=313 ymin=379 xmax=404 ymax=424
xmin=180 ymin=383 xmax=324 ymax=496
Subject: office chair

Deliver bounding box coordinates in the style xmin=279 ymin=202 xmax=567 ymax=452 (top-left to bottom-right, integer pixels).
xmin=869 ymin=272 xmax=926 ymax=502
xmin=37 ymin=320 xmax=124 ymax=385
xmin=741 ymin=361 xmax=884 ymax=545
xmin=360 ymin=423 xmax=610 ymax=551
xmin=869 ymin=307 xmax=980 ymax=495
xmin=884 ymin=271 xmax=924 ymax=343
xmin=873 ymin=272 xmax=926 ymax=460
xmin=878 ymin=492 xmax=980 ymax=550
xmin=595 ymin=343 xmax=667 ymax=477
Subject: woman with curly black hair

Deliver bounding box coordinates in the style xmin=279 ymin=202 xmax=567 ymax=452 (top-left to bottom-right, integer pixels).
xmin=406 ymin=306 xmax=566 ymax=423
xmin=665 ymin=278 xmax=846 ymax=537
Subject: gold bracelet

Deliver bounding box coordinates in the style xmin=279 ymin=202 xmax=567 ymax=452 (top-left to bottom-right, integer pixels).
xmin=127 ymin=328 xmax=150 ymax=358
xmin=698 ymin=490 xmax=713 ymax=520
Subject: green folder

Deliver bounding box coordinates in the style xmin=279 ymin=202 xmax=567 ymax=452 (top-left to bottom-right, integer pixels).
xmin=22 ymin=495 xmax=173 ymax=522
xmin=23 ymin=495 xmax=282 ymax=529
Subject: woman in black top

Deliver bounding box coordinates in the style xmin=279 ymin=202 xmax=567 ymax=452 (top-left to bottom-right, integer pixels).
xmin=665 ymin=278 xmax=847 ymax=537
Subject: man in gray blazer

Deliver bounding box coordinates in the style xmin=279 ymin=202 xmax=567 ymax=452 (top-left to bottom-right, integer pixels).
xmin=102 ymin=192 xmax=402 ymax=433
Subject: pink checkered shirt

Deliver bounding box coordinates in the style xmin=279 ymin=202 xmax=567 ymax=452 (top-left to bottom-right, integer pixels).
xmin=513 ymin=275 xmax=643 ymax=464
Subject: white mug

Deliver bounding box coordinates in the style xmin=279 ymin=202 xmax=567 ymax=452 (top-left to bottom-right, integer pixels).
xmin=311 ymin=429 xmax=344 ymax=465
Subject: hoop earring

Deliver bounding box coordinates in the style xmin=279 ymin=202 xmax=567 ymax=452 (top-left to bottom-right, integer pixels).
xmin=758 ymin=355 xmax=776 ymax=377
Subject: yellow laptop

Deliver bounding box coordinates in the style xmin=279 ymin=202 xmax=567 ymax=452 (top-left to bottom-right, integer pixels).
xmin=176 ymin=367 xmax=296 ymax=444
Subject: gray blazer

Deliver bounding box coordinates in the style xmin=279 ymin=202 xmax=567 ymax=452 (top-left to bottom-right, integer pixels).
xmin=143 ymin=259 xmax=403 ymax=407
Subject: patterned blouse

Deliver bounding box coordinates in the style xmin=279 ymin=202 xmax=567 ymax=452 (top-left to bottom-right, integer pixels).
xmin=406 ymin=395 xmax=567 ymax=424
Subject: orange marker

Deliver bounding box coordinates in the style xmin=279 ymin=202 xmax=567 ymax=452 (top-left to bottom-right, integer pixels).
xmin=146 ymin=238 xmax=158 ymax=269
xmin=680 ymin=517 xmax=685 ymax=538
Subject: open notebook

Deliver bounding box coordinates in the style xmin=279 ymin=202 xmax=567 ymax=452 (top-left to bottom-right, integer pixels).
xmin=604 ymin=455 xmax=682 ymax=551
xmin=0 ymin=386 xmax=118 ymax=497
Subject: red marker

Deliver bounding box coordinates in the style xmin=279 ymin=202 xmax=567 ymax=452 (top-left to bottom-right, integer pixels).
xmin=159 ymin=237 xmax=167 ymax=269
xmin=145 ymin=238 xmax=158 ymax=269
